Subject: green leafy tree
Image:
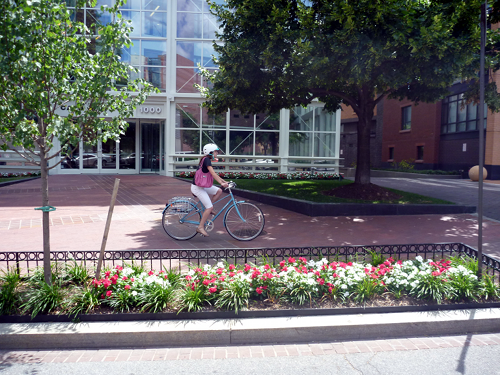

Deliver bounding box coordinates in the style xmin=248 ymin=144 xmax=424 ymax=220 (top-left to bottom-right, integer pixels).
xmin=198 ymin=0 xmax=500 ymax=186
xmin=0 ymin=0 xmax=156 ymax=284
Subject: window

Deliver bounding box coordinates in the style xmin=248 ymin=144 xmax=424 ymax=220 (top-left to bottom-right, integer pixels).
xmin=401 ymin=106 xmax=411 ymax=130
xmin=441 ymin=93 xmax=487 ymax=133
xmin=416 ymin=145 xmax=424 ymax=161
xmin=388 ymin=147 xmax=394 ymax=160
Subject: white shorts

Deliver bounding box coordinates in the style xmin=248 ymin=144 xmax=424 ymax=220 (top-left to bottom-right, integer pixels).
xmin=191 ymin=184 xmax=220 ymax=209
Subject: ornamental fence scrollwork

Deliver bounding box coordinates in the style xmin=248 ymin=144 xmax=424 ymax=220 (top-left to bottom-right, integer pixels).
xmin=1 ymin=243 xmax=499 ymax=280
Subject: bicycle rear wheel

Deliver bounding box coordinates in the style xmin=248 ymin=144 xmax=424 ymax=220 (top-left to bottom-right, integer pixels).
xmin=224 ymin=202 xmax=265 ymax=241
xmin=162 ymin=201 xmax=200 ymax=240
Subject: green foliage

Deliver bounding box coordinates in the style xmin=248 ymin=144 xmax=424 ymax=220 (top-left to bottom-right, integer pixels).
xmin=284 ymin=286 xmax=313 ymax=307
xmin=215 ymin=279 xmax=250 ymax=314
xmin=448 ymin=256 xmax=479 ymax=274
xmin=391 ymin=159 xmax=415 ymax=171
xmin=178 ymin=287 xmax=212 ymax=313
xmin=478 ymin=274 xmax=500 ymax=300
xmin=365 ymin=249 xmax=385 ymax=267
xmin=64 ymin=285 xmax=100 ymax=318
xmin=0 ymin=267 xmax=22 ymax=315
xmin=104 ymin=289 xmax=137 ymax=313
xmin=199 ymin=0 xmax=497 ymax=186
xmin=352 ymin=278 xmax=385 ymax=303
xmin=409 ymin=273 xmax=451 ymax=304
xmin=21 ymin=279 xmax=65 ymax=318
xmin=63 ymin=261 xmax=91 ymax=285
xmin=447 ymin=272 xmax=479 ymax=302
xmin=0 ymin=0 xmax=156 ymax=285
xmin=139 ymin=283 xmax=176 ymax=313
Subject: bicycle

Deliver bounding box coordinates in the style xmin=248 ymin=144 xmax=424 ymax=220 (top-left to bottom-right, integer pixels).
xmin=162 ymin=181 xmax=265 ymax=241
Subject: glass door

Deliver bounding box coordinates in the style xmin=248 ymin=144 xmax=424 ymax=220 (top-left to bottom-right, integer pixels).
xmin=140 ymin=121 xmax=161 ymax=173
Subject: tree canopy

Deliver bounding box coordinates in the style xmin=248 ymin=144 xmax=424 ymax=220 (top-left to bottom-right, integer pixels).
xmin=199 ymin=0 xmax=500 ymax=185
xmin=0 ymin=0 xmax=156 ymax=283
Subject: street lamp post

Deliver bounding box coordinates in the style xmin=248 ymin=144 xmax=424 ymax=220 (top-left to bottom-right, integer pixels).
xmin=477 ymin=0 xmax=487 ymax=278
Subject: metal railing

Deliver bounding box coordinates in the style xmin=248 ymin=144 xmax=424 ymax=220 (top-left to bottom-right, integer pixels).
xmin=1 ymin=243 xmax=499 ymax=280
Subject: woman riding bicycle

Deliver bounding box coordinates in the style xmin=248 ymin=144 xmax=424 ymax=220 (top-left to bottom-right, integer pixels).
xmin=191 ymin=143 xmax=229 ymax=237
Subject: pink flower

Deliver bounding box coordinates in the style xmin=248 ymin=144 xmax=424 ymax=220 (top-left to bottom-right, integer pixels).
xmin=115 ymin=265 xmax=123 ymax=271
xmin=256 ymin=287 xmax=263 ymax=294
xmin=288 ymin=257 xmax=295 ymax=264
xmin=105 ymin=271 xmax=111 ymax=277
xmin=148 ymin=271 xmax=154 ymax=276
xmin=130 ymin=278 xmax=135 ymax=282
xmin=185 ymin=275 xmax=192 ymax=281
xmin=216 ymin=268 xmax=224 ymax=275
xmin=203 ymin=279 xmax=210 ymax=286
xmin=106 ymin=290 xmax=112 ymax=297
xmin=264 ymin=264 xmax=270 ymax=270
xmin=122 ymin=276 xmax=128 ymax=281
xmin=209 ymin=287 xmax=217 ymax=294
xmin=102 ymin=279 xmax=111 ymax=289
xmin=229 ymin=272 xmax=235 ymax=277
xmin=124 ymin=285 xmax=131 ymax=290
xmin=279 ymin=260 xmax=285 ymax=268
xmin=229 ymin=264 xmax=235 ymax=271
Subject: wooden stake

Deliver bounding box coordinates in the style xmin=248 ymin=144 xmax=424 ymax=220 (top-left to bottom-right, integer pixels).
xmin=96 ymin=178 xmax=120 ymax=279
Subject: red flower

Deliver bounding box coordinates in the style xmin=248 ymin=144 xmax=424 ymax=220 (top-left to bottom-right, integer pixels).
xmin=229 ymin=272 xmax=235 ymax=277
xmin=122 ymin=276 xmax=128 ymax=281
xmin=124 ymin=285 xmax=131 ymax=290
xmin=288 ymin=257 xmax=296 ymax=264
xmin=203 ymin=279 xmax=210 ymax=286
xmin=209 ymin=287 xmax=217 ymax=293
xmin=102 ymin=279 xmax=111 ymax=288
xmin=106 ymin=290 xmax=112 ymax=297
xmin=148 ymin=271 xmax=154 ymax=276
xmin=256 ymin=287 xmax=263 ymax=294
xmin=229 ymin=264 xmax=235 ymax=271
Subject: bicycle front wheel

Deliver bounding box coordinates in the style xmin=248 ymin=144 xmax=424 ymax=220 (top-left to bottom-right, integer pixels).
xmin=224 ymin=202 xmax=265 ymax=241
xmin=162 ymin=201 xmax=200 ymax=240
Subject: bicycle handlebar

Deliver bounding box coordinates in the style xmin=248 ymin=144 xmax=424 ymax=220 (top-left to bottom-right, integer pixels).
xmin=225 ymin=181 xmax=237 ymax=190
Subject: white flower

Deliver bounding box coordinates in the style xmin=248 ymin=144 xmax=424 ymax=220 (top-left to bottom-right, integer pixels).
xmin=203 ymin=264 xmax=211 ymax=271
xmin=341 ymin=284 xmax=348 ymax=290
xmin=132 ymin=291 xmax=137 ymax=296
xmin=216 ymin=261 xmax=224 ymax=269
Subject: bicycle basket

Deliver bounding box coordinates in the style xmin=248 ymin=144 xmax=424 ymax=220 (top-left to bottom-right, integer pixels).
xmin=168 ymin=197 xmax=196 ymax=213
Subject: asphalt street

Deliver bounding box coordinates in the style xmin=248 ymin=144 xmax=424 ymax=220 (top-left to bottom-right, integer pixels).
xmin=1 ymin=344 xmax=499 ymax=375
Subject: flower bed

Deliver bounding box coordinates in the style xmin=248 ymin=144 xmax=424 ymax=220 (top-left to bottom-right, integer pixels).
xmin=1 ymin=254 xmax=499 ymax=319
xmin=0 ymin=171 xmax=41 ymax=178
xmin=176 ymin=171 xmax=341 ymax=180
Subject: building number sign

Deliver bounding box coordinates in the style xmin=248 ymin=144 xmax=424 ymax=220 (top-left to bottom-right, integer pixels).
xmin=139 ymin=106 xmax=162 ymax=114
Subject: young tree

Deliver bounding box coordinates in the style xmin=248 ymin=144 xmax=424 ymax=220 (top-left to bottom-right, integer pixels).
xmin=0 ymin=0 xmax=156 ymax=284
xmin=199 ymin=0 xmax=500 ymax=186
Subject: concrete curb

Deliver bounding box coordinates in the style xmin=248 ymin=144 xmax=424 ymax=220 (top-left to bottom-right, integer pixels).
xmin=1 ymin=308 xmax=499 ymax=350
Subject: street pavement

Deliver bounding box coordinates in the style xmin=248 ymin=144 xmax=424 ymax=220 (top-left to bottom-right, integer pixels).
xmin=370 ymin=177 xmax=500 ymax=222
xmin=1 ymin=333 xmax=500 ymax=375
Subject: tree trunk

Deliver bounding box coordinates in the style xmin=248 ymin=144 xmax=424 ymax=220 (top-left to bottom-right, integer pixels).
xmin=39 ymin=149 xmax=52 ymax=285
xmin=354 ymin=104 xmax=374 ymax=186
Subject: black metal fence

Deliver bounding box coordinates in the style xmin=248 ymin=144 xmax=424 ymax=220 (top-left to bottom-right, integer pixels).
xmin=1 ymin=243 xmax=500 ymax=279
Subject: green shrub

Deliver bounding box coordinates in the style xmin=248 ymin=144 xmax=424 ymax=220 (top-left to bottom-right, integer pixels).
xmin=21 ymin=279 xmax=65 ymax=318
xmin=64 ymin=285 xmax=100 ymax=318
xmin=139 ymin=283 xmax=176 ymax=313
xmin=0 ymin=267 xmax=22 ymax=315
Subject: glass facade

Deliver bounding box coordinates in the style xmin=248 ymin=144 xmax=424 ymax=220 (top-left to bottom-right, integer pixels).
xmin=441 ymin=93 xmax=487 ymax=134
xmin=54 ymin=0 xmax=341 ymax=175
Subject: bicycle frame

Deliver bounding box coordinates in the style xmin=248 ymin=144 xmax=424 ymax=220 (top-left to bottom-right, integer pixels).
xmin=179 ymin=186 xmax=246 ymax=226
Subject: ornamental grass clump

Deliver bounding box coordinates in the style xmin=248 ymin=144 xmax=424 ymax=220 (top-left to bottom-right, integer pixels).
xmin=21 ymin=279 xmax=65 ymax=318
xmin=0 ymin=267 xmax=22 ymax=315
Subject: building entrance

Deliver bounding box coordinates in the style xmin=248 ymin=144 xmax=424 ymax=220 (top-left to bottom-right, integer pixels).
xmin=140 ymin=120 xmax=164 ymax=173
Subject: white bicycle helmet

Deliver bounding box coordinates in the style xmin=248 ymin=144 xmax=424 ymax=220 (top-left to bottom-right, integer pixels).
xmin=203 ymin=143 xmax=220 ymax=156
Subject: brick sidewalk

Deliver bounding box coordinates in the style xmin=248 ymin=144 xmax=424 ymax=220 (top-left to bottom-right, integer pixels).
xmin=1 ymin=333 xmax=498 ymax=364
xmin=2 ymin=174 xmax=500 ymax=258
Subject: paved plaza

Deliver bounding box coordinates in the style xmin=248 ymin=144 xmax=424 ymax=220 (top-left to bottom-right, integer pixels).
xmin=1 ymin=174 xmax=500 ymax=258
xmin=2 ymin=175 xmax=500 ymax=374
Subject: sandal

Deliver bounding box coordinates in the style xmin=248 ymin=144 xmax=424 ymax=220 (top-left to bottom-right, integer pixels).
xmin=196 ymin=227 xmax=209 ymax=237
